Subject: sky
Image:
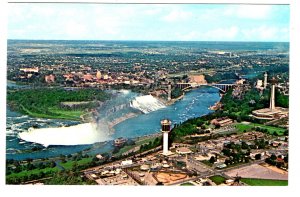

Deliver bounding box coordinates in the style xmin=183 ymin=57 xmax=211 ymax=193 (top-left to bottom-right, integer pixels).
xmin=8 ymin=3 xmax=290 ymax=41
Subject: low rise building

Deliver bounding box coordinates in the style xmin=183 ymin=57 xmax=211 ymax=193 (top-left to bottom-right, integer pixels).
xmin=45 ymin=74 xmax=55 ymax=83
xmin=211 ymin=117 xmax=233 ymax=127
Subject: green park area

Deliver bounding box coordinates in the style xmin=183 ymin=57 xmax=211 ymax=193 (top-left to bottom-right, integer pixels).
xmin=60 ymin=157 xmax=93 ymax=170
xmin=241 ymin=178 xmax=288 ymax=186
xmin=7 ymin=87 xmax=110 ymax=120
xmin=235 ymin=122 xmax=286 ymax=136
xmin=6 ymin=156 xmax=95 ymax=184
xmin=7 ymin=166 xmax=60 ymax=181
xmin=209 ymin=175 xmax=226 ymax=185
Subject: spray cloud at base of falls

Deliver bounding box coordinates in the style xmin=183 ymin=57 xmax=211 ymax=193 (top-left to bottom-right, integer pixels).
xmin=18 ymin=123 xmax=111 ymax=147
xmin=93 ymin=91 xmax=166 ymax=128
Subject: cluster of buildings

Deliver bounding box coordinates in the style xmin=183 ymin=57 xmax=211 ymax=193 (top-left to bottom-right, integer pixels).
xmin=60 ymin=69 xmax=156 ymax=87
xmin=252 ymin=74 xmax=289 ymax=120
xmin=83 ymin=115 xmax=288 ymax=186
xmin=11 ymin=63 xmax=158 ymax=88
xmin=8 ymin=41 xmax=289 ymax=91
xmin=17 ymin=67 xmax=39 ymax=81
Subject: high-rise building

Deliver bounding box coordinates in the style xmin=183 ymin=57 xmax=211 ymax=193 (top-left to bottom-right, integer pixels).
xmin=167 ymin=83 xmax=171 ymax=101
xmin=161 ymin=119 xmax=171 ymax=155
xmin=256 ymin=79 xmax=263 ymax=89
xmin=96 ymin=70 xmax=102 ymax=80
xmin=264 ymin=72 xmax=268 ymax=89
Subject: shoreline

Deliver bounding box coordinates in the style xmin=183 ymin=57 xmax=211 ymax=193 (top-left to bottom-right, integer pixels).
xmin=166 ymin=93 xmax=185 ymax=106
xmin=107 ymin=112 xmax=139 ymax=133
xmin=154 ymin=92 xmax=185 ymax=106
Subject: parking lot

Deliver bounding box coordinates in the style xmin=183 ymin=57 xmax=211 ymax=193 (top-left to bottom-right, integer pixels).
xmin=225 ymin=163 xmax=288 ymax=180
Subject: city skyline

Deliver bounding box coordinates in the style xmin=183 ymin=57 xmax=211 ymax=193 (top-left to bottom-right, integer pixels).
xmin=8 ymin=3 xmax=289 ymax=42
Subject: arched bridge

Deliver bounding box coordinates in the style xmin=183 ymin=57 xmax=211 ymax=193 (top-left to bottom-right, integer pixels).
xmin=176 ymin=82 xmax=237 ymax=93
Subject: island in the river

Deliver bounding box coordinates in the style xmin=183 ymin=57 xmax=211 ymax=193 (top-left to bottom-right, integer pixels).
xmin=7 ymin=87 xmax=111 ymax=121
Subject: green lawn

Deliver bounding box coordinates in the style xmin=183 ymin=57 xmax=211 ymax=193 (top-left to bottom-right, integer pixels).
xmin=21 ymin=105 xmax=82 ymax=121
xmin=48 ymin=107 xmax=84 ymax=119
xmin=209 ymin=175 xmax=226 ymax=185
xmin=241 ymin=178 xmax=288 ymax=186
xmin=60 ymin=158 xmax=93 ymax=170
xmin=235 ymin=123 xmax=253 ymax=132
xmin=7 ymin=167 xmax=59 ymax=179
xmin=235 ymin=123 xmax=286 ymax=136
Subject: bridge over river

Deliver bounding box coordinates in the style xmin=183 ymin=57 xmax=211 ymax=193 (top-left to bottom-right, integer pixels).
xmin=175 ymin=82 xmax=238 ymax=93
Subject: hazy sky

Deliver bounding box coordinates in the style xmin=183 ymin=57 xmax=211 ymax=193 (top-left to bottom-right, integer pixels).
xmin=8 ymin=3 xmax=289 ymax=41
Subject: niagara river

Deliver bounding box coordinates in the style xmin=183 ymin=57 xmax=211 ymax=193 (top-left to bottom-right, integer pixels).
xmin=6 ymin=86 xmax=220 ymax=160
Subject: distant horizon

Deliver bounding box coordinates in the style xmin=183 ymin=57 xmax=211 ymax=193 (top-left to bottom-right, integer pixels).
xmin=7 ymin=39 xmax=289 ymax=43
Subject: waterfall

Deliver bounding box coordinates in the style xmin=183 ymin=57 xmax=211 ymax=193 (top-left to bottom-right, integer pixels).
xmin=130 ymin=95 xmax=166 ymax=114
xmin=18 ymin=123 xmax=111 ymax=147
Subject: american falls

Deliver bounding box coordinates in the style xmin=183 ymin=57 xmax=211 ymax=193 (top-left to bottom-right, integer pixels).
xmin=130 ymin=95 xmax=166 ymax=114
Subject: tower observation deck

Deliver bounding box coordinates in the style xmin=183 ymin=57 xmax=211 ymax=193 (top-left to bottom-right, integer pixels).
xmin=161 ymin=119 xmax=172 ymax=156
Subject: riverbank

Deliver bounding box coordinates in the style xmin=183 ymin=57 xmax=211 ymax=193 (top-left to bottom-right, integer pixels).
xmin=107 ymin=112 xmax=139 ymax=133
xmin=166 ymin=93 xmax=185 ymax=106
xmin=154 ymin=92 xmax=185 ymax=106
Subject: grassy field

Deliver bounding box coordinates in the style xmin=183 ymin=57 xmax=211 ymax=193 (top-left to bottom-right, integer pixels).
xmin=235 ymin=123 xmax=286 ymax=136
xmin=60 ymin=158 xmax=93 ymax=170
xmin=241 ymin=178 xmax=288 ymax=186
xmin=7 ymin=167 xmax=60 ymax=179
xmin=209 ymin=175 xmax=226 ymax=185
xmin=21 ymin=105 xmax=82 ymax=120
xmin=48 ymin=107 xmax=83 ymax=119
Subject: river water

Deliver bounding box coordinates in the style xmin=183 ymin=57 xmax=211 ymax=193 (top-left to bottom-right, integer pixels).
xmin=113 ymin=87 xmax=219 ymax=139
xmin=6 ymin=84 xmax=220 ymax=160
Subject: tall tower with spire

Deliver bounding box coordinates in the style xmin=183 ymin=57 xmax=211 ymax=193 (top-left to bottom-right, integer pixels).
xmin=269 ymin=77 xmax=277 ymax=111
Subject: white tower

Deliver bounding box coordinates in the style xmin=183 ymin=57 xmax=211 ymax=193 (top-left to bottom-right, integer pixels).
xmin=167 ymin=83 xmax=171 ymax=101
xmin=264 ymin=72 xmax=268 ymax=89
xmin=269 ymin=77 xmax=276 ymax=111
xmin=161 ymin=119 xmax=171 ymax=155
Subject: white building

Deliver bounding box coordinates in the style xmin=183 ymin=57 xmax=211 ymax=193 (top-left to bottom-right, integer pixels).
xmin=161 ymin=119 xmax=172 ymax=156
